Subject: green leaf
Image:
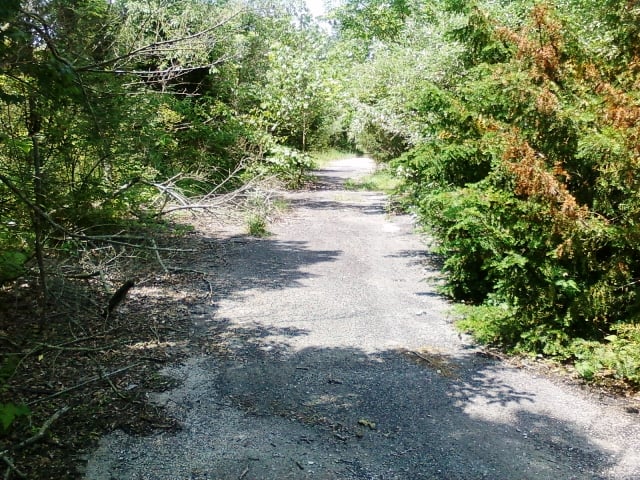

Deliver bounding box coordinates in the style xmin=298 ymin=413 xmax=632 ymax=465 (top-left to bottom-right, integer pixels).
xmin=0 ymin=251 xmax=28 ymax=283
xmin=5 ymin=137 xmax=32 ymax=154
xmin=0 ymin=0 xmax=19 ymax=21
xmin=0 ymin=403 xmax=30 ymax=431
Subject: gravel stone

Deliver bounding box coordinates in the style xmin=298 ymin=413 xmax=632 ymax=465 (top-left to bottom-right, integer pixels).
xmin=84 ymin=158 xmax=640 ymax=480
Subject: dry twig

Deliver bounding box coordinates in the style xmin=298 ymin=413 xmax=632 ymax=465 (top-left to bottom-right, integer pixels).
xmin=0 ymin=405 xmax=70 ymax=479
xmin=27 ymin=363 xmax=143 ymax=406
xmin=238 ymin=466 xmax=249 ymax=479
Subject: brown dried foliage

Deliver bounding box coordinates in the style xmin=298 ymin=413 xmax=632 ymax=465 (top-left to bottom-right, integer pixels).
xmin=535 ymin=86 xmax=559 ymax=115
xmin=496 ymin=4 xmax=563 ymax=83
xmin=579 ymin=54 xmax=640 ymax=131
xmin=589 ymin=75 xmax=640 ymax=168
xmin=596 ymin=82 xmax=640 ymax=129
xmin=504 ymin=136 xmax=588 ymax=222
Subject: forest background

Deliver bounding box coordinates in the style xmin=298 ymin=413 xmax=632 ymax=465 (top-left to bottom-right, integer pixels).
xmin=1 ymin=0 xmax=640 ymax=469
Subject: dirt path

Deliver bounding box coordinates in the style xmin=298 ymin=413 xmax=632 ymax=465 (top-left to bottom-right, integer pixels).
xmin=85 ymin=158 xmax=640 ymax=480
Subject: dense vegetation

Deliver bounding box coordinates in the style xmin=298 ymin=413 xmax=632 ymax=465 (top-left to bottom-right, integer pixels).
xmin=0 ymin=0 xmax=336 ymax=291
xmin=333 ymin=0 xmax=640 ymax=386
xmin=0 ymin=0 xmax=338 ymax=457
xmin=2 ymin=0 xmax=640 ymax=452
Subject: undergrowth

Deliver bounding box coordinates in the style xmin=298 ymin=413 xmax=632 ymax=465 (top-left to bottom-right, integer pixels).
xmin=457 ymin=305 xmax=640 ymax=389
xmin=390 ymin=2 xmax=640 ymax=390
xmin=344 ymin=167 xmax=401 ymax=193
xmin=247 ymin=214 xmax=269 ymax=237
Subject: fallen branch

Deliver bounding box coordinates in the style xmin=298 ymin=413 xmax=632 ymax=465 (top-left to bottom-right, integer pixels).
xmin=145 ymin=180 xmax=191 ymax=207
xmin=204 ymin=277 xmax=214 ymax=304
xmin=0 ymin=336 xmax=20 ymax=349
xmin=151 ymin=239 xmax=169 ymax=274
xmin=26 ymin=330 xmax=118 ymax=354
xmin=0 ymin=173 xmax=195 ymax=252
xmin=27 ymin=363 xmax=142 ymax=406
xmin=154 ymin=203 xmax=217 ymax=215
xmin=64 ymin=271 xmax=102 ymax=279
xmin=1 ymin=452 xmax=26 ymax=479
xmin=11 ymin=333 xmax=118 ymax=384
xmin=167 ymin=266 xmax=208 ymax=275
xmin=137 ymin=355 xmax=169 ymax=363
xmin=35 ymin=342 xmax=123 ymax=353
xmin=1 ymin=405 xmax=70 ymax=479
xmin=89 ymin=355 xmax=127 ymax=400
xmin=408 ymin=350 xmax=434 ymax=365
xmin=13 ymin=406 xmax=70 ymax=451
xmin=201 ymin=161 xmax=248 ymax=201
xmin=153 ymin=173 xmax=273 ymax=218
xmin=95 ymin=177 xmax=141 ymax=208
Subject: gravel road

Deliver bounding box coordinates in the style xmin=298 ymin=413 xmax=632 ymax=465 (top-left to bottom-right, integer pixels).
xmin=85 ymin=157 xmax=640 ymax=480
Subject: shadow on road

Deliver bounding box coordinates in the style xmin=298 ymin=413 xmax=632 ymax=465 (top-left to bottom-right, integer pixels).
xmin=203 ymin=323 xmax=612 ymax=479
xmin=94 ymin=162 xmax=625 ymax=479
xmin=137 ymin=229 xmax=616 ymax=479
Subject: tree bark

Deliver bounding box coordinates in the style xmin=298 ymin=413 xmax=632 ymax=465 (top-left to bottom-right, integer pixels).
xmin=28 ymin=96 xmax=47 ymax=329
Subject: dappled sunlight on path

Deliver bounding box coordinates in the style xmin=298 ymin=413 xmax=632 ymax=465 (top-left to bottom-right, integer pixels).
xmin=86 ymin=157 xmax=640 ymax=480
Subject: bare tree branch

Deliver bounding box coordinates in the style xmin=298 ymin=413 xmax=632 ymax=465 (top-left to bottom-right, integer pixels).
xmin=17 ymin=6 xmax=243 ymax=83
xmin=0 ymin=404 xmax=71 ymax=478
xmin=0 ymin=174 xmax=195 ymax=252
xmin=27 ymin=364 xmax=143 ymax=406
xmin=75 ymin=9 xmax=245 ymax=73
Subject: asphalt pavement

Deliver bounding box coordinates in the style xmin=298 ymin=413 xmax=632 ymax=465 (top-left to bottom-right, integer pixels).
xmin=85 ymin=157 xmax=640 ymax=480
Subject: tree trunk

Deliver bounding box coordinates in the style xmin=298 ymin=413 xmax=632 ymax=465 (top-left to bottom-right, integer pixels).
xmin=28 ymin=96 xmax=48 ymax=329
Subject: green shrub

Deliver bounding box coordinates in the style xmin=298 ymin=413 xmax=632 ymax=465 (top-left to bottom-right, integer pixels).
xmin=571 ymin=324 xmax=640 ymax=385
xmin=456 ymin=304 xmax=519 ymax=347
xmin=0 ymin=251 xmax=28 ymax=283
xmin=0 ymin=357 xmax=30 ymax=434
xmin=353 ymin=122 xmax=408 ymax=164
xmin=247 ymin=214 xmax=269 ymax=237
xmin=393 ymin=1 xmax=640 ymax=387
xmin=249 ymin=145 xmax=316 ymax=189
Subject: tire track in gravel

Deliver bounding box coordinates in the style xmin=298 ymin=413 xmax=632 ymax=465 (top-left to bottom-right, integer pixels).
xmin=85 ymin=157 xmax=640 ymax=480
